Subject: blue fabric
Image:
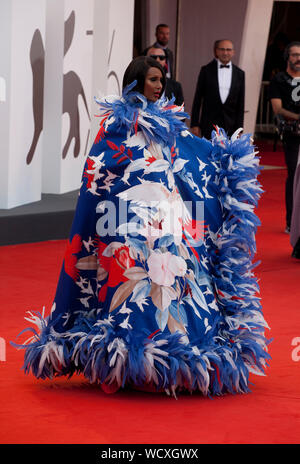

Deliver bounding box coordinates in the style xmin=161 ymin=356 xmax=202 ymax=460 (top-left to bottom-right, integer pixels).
xmin=11 ymin=87 xmax=271 ymax=396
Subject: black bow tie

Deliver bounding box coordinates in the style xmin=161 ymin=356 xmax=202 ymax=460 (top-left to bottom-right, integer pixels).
xmin=220 ymin=64 xmax=230 ymax=68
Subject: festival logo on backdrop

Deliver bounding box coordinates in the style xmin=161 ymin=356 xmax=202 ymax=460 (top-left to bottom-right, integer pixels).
xmin=62 ymin=10 xmax=90 ymax=159
xmin=107 ymin=29 xmax=120 ymax=95
xmin=26 ymin=10 xmax=90 ymax=165
xmin=26 ymin=29 xmax=45 ymax=165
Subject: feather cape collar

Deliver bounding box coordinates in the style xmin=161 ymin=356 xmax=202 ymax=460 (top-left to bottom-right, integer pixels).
xmin=95 ymin=81 xmax=189 ymax=147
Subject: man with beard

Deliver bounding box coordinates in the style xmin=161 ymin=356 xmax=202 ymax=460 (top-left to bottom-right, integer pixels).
xmin=144 ymin=24 xmax=174 ymax=79
xmin=270 ymin=41 xmax=300 ymax=233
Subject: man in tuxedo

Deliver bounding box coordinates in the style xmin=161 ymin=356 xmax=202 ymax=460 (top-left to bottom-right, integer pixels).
xmin=144 ymin=24 xmax=174 ymax=79
xmin=191 ymin=39 xmax=245 ymax=139
xmin=146 ymin=46 xmax=184 ymax=105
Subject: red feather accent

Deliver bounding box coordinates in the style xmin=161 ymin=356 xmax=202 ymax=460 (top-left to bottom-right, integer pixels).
xmin=134 ymin=114 xmax=139 ymax=135
xmin=63 ymin=234 xmax=82 ymax=281
xmin=98 ymin=282 xmax=108 ymax=302
xmin=146 ymin=155 xmax=156 ymax=166
xmin=69 ymin=234 xmax=82 ymax=254
xmin=83 ymin=158 xmax=95 ymax=189
xmin=117 ymin=156 xmax=128 ymax=164
xmin=148 ymin=329 xmax=161 ymax=339
xmin=184 ymin=219 xmax=205 ymax=241
xmin=164 ymin=105 xmax=177 ymax=110
xmin=95 ymin=115 xmax=109 ymax=143
xmin=107 ymin=140 xmax=120 ymax=151
xmin=211 ymin=363 xmax=222 ymax=388
xmin=182 ymin=232 xmax=200 ymax=262
xmin=96 ymin=239 xmax=135 ymax=288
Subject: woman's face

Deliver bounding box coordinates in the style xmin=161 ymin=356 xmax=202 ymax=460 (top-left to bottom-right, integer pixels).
xmin=143 ymin=67 xmax=163 ymax=102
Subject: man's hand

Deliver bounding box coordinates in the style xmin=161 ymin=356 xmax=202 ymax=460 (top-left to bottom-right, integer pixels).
xmin=190 ymin=126 xmax=200 ymax=137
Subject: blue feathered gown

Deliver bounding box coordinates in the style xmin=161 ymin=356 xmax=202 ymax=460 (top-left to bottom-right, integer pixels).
xmin=12 ymin=85 xmax=271 ymax=397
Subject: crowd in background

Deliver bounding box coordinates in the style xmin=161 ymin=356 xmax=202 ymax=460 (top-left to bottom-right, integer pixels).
xmin=142 ymin=24 xmax=300 ymax=259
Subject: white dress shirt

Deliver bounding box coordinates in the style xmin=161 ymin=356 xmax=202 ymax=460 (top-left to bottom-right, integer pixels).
xmin=217 ymin=59 xmax=232 ymax=104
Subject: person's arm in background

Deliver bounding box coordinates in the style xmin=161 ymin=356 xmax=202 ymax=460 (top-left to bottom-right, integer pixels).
xmin=235 ymin=71 xmax=245 ymax=129
xmin=175 ymin=81 xmax=184 ymax=106
xmin=270 ymin=98 xmax=300 ymax=120
xmin=191 ymin=67 xmax=205 ymax=136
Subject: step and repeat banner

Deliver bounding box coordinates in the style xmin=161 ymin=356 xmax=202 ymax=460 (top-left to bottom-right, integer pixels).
xmin=0 ymin=0 xmax=134 ymax=208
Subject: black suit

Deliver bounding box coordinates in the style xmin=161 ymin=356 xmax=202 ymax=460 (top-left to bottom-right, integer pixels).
xmin=163 ymin=47 xmax=174 ymax=79
xmin=165 ymin=78 xmax=184 ymax=105
xmin=191 ymin=59 xmax=245 ymax=139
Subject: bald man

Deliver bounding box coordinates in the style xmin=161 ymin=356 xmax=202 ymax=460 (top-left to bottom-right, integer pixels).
xmin=191 ymin=39 xmax=245 ymax=139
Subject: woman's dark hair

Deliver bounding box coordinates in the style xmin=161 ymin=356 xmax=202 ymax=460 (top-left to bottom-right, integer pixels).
xmin=122 ymin=56 xmax=166 ymax=96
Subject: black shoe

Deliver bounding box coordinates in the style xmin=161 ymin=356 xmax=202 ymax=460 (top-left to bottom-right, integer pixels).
xmin=292 ymin=237 xmax=300 ymax=259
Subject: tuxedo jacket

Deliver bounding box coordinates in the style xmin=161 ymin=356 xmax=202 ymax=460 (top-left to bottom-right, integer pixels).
xmin=162 ymin=46 xmax=174 ymax=79
xmin=191 ymin=59 xmax=245 ymax=139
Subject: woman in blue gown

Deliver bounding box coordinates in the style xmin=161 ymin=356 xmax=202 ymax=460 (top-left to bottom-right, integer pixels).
xmin=13 ymin=57 xmax=270 ymax=397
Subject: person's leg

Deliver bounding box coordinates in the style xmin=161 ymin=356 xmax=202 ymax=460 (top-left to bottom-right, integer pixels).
xmin=282 ymin=136 xmax=300 ymax=230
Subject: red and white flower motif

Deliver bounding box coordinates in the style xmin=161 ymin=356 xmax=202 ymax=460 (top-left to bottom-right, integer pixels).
xmin=97 ymin=241 xmax=136 ymax=302
xmin=147 ymin=250 xmax=187 ymax=287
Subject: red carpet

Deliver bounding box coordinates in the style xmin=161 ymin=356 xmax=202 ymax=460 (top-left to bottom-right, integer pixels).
xmin=0 ymin=146 xmax=299 ymax=444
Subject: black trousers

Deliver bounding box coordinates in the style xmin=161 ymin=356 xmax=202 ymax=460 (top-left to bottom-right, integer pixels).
xmin=282 ymin=135 xmax=300 ymax=228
